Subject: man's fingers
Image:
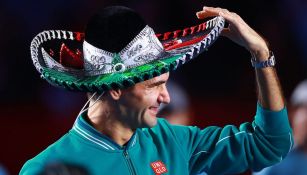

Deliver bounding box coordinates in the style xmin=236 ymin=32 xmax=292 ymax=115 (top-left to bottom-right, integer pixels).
xmin=197 ymin=7 xmax=218 ymax=19
xmin=218 ymin=11 xmax=234 ymax=24
xmin=197 ymin=7 xmax=236 ymax=25
xmin=196 ymin=11 xmax=216 ymax=19
xmin=197 ymin=7 xmax=229 ymax=18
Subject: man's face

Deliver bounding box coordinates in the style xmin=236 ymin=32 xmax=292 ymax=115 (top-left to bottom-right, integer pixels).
xmin=118 ymin=73 xmax=171 ymax=129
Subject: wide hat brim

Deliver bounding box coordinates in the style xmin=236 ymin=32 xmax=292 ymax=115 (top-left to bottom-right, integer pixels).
xmin=30 ymin=16 xmax=225 ymax=93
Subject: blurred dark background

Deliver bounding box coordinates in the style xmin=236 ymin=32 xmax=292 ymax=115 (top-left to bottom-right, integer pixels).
xmin=1 ymin=0 xmax=306 ymax=174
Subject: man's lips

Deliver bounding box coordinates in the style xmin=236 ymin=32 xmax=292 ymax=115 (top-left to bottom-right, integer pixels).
xmin=148 ymin=106 xmax=159 ymax=115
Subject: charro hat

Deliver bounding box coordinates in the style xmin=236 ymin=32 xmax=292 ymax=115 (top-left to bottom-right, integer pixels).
xmin=30 ymin=6 xmax=225 ymax=93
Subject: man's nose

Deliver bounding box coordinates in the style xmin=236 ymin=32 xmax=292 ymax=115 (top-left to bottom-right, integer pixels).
xmin=158 ymin=84 xmax=171 ymax=104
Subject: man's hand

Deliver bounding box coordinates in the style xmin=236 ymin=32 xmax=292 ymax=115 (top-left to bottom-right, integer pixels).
xmin=197 ymin=6 xmax=285 ymax=111
xmin=197 ymin=6 xmax=269 ymax=61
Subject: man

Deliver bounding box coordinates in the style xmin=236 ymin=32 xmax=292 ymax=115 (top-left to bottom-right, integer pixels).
xmin=21 ymin=5 xmax=292 ymax=175
xmin=253 ymin=80 xmax=307 ymax=175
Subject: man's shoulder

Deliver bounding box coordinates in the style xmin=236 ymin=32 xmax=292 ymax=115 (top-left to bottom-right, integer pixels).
xmin=156 ymin=117 xmax=170 ymax=125
xmin=141 ymin=118 xmax=194 ymax=137
xmin=152 ymin=117 xmax=174 ymax=130
xmin=19 ymin=133 xmax=72 ymax=175
xmin=19 ymin=158 xmax=43 ymax=175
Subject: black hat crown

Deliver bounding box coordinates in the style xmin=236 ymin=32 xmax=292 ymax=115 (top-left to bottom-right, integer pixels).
xmin=85 ymin=6 xmax=147 ymax=53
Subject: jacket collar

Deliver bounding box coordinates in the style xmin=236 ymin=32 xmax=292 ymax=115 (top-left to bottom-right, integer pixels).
xmin=72 ymin=112 xmax=138 ymax=151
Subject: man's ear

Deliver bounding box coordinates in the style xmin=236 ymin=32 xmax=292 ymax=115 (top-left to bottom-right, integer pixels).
xmin=109 ymin=89 xmax=122 ymax=100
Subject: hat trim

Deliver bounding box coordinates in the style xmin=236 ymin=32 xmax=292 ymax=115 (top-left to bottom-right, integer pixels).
xmin=42 ymin=54 xmax=182 ymax=92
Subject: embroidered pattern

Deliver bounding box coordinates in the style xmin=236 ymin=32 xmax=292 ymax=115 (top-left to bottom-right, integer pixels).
xmin=82 ymin=25 xmax=164 ymax=75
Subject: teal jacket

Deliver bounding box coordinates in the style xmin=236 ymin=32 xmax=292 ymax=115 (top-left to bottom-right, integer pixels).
xmin=20 ymin=104 xmax=293 ymax=175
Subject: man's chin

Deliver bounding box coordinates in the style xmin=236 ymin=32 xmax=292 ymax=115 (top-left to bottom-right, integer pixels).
xmin=147 ymin=121 xmax=158 ymax=128
xmin=141 ymin=115 xmax=158 ymax=128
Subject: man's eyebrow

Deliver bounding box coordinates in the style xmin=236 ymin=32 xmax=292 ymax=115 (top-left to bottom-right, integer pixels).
xmin=147 ymin=80 xmax=167 ymax=87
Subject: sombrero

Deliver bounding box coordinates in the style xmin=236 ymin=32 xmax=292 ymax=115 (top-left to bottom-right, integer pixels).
xmin=30 ymin=6 xmax=225 ymax=93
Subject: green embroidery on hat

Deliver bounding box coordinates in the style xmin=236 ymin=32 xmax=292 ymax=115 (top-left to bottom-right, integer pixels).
xmin=111 ymin=53 xmax=126 ymax=72
xmin=42 ymin=54 xmax=183 ymax=92
xmin=112 ymin=53 xmax=123 ymax=65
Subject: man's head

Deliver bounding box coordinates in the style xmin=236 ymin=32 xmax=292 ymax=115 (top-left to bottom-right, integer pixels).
xmin=290 ymin=80 xmax=307 ymax=148
xmin=94 ymin=72 xmax=170 ymax=129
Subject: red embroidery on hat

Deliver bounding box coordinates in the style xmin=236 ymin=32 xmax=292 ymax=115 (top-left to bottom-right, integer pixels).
xmin=49 ymin=49 xmax=55 ymax=57
xmin=163 ymin=35 xmax=207 ymax=51
xmin=74 ymin=32 xmax=85 ymax=41
xmin=162 ymin=32 xmax=172 ymax=41
xmin=156 ymin=21 xmax=209 ymax=51
xmin=59 ymin=43 xmax=84 ymax=69
xmin=182 ymin=27 xmax=190 ymax=37
xmin=156 ymin=21 xmax=208 ymax=42
xmin=199 ymin=23 xmax=206 ymax=31
xmin=155 ymin=33 xmax=162 ymax=39
xmin=190 ymin=26 xmax=197 ymax=34
xmin=173 ymin=30 xmax=181 ymax=38
xmin=150 ymin=161 xmax=168 ymax=175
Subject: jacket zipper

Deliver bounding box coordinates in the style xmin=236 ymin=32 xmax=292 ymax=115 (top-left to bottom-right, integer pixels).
xmin=123 ymin=150 xmax=137 ymax=175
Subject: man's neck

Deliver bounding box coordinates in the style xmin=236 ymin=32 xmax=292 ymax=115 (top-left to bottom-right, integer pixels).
xmin=86 ymin=101 xmax=134 ymax=147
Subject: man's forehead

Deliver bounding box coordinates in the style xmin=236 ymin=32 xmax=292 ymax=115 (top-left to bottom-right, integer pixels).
xmin=142 ymin=73 xmax=170 ymax=85
xmin=149 ymin=73 xmax=169 ymax=82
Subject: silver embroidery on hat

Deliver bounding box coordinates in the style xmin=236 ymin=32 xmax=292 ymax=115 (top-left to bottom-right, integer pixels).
xmin=83 ymin=41 xmax=114 ymax=75
xmin=83 ymin=25 xmax=164 ymax=76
